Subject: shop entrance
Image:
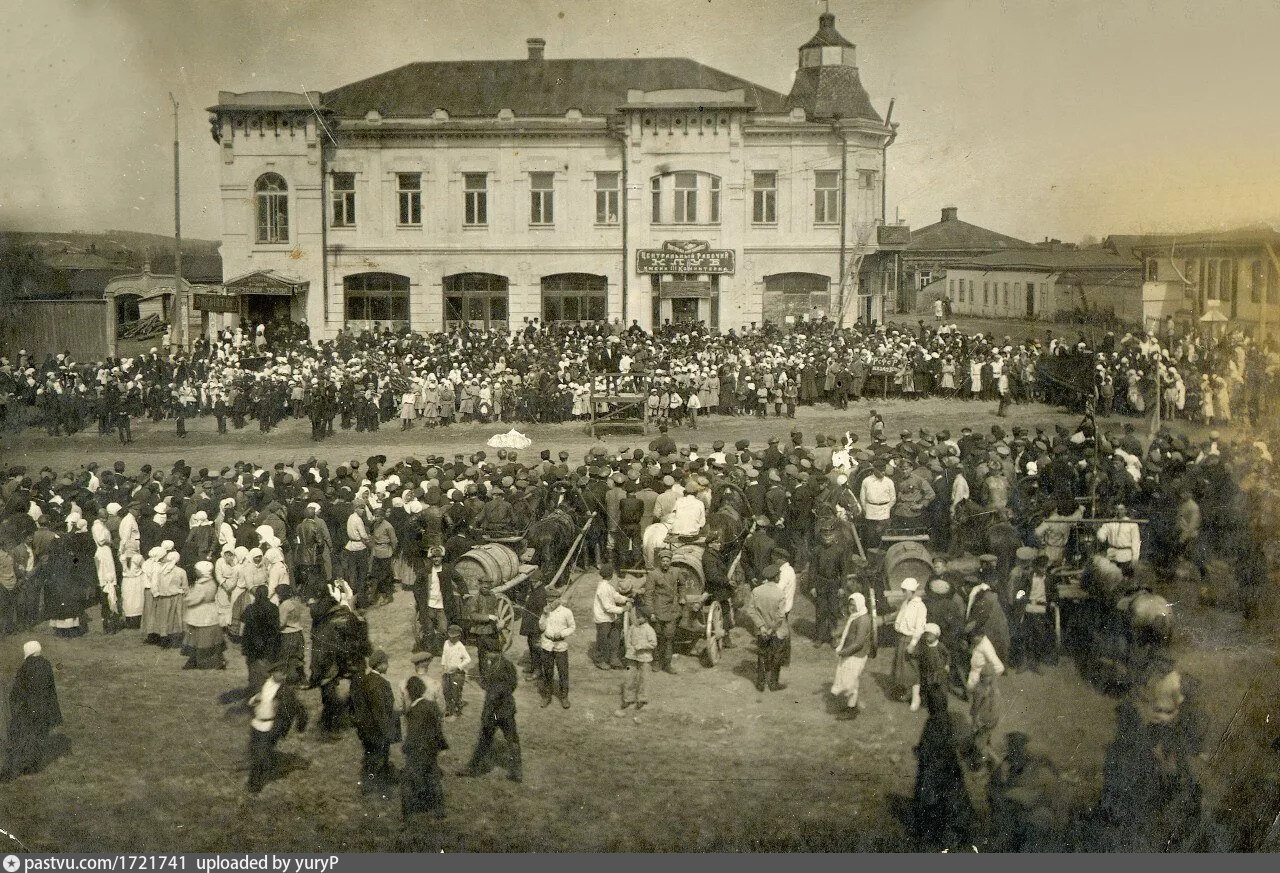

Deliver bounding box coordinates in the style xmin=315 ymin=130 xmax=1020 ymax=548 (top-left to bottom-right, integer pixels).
xmin=671 ymin=297 xmax=700 ymax=324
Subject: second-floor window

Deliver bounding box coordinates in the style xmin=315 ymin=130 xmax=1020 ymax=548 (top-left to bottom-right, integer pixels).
xmin=650 ymin=171 xmax=720 ymax=224
xmin=464 ymin=173 xmax=488 ymax=226
xmin=254 ymin=173 xmax=288 ymax=244
xmin=397 ymin=173 xmax=421 ymax=226
xmin=814 ymin=170 xmax=840 ymax=224
xmin=595 ymin=172 xmax=619 ymax=225
xmin=529 ymin=172 xmax=554 ymax=225
xmin=331 ymin=172 xmax=356 ymax=227
xmin=752 ymin=171 xmax=777 ymax=224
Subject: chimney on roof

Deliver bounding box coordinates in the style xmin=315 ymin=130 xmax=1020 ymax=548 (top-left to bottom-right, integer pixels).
xmin=941 ymin=206 xmax=958 ymax=223
xmin=527 ymin=38 xmax=546 ymax=61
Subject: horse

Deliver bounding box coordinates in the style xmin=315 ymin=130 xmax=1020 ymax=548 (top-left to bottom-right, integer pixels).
xmin=308 ymin=598 xmax=372 ymax=733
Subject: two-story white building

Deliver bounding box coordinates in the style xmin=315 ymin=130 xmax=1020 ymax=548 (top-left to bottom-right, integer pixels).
xmin=207 ymin=12 xmax=896 ymax=338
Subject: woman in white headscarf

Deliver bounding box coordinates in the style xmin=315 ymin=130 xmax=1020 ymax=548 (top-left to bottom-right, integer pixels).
xmin=227 ymin=546 xmax=253 ymax=638
xmin=140 ymin=545 xmax=166 ymax=642
xmin=152 ymin=549 xmax=189 ymax=648
xmin=214 ymin=545 xmax=241 ymax=633
xmin=91 ymin=509 xmax=120 ymax=634
xmin=119 ymin=553 xmax=146 ymax=629
xmin=264 ymin=547 xmax=289 ymax=601
xmin=241 ymin=547 xmax=268 ymax=592
xmin=831 ymin=591 xmax=873 ymax=719
xmin=183 ymin=561 xmax=225 ymax=670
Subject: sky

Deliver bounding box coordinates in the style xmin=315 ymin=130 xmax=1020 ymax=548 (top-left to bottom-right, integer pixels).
xmin=2 ymin=0 xmax=1278 ymax=244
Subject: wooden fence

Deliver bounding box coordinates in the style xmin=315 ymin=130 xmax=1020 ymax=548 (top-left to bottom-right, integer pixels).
xmin=0 ymin=299 xmax=110 ymax=360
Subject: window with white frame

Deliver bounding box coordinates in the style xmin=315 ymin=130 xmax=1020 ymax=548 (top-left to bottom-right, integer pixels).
xmin=529 ymin=172 xmax=554 ymax=226
xmin=814 ymin=170 xmax=840 ymax=225
xmin=649 ymin=171 xmax=720 ymax=224
xmin=254 ymin=173 xmax=288 ymax=244
xmin=331 ymin=172 xmax=356 ymax=227
xmin=464 ymin=173 xmax=488 ymax=226
xmin=397 ymin=173 xmax=421 ymax=226
xmin=595 ymin=172 xmax=619 ymax=225
xmin=752 ymin=171 xmax=777 ymax=224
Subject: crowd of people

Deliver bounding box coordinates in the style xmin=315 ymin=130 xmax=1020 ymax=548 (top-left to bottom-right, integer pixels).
xmin=1 ymin=317 xmax=1275 ymax=441
xmin=2 ymin=393 xmax=1274 ymax=847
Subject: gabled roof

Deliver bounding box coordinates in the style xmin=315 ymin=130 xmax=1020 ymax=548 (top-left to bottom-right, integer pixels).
xmin=906 ymin=218 xmax=1029 ymax=253
xmin=946 ymin=246 xmax=1141 ymax=274
xmin=1112 ymin=227 xmax=1280 ymax=257
xmin=323 ymin=58 xmax=788 ymax=119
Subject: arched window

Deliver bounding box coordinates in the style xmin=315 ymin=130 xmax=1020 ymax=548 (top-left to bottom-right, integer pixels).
xmin=763 ymin=272 xmax=830 ymax=325
xmin=649 ymin=171 xmax=720 ymax=225
xmin=255 ymin=173 xmax=289 ymax=243
xmin=541 ymin=273 xmax=607 ymax=323
xmin=444 ymin=273 xmax=509 ymax=331
xmin=344 ymin=272 xmax=409 ymax=332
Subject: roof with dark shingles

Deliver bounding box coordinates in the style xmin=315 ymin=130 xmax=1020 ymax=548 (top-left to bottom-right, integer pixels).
xmin=801 ymin=13 xmax=855 ymax=49
xmin=323 ymin=58 xmax=789 ymax=119
xmin=785 ymin=64 xmax=882 ymax=123
xmin=906 ymin=218 xmax=1029 ymax=253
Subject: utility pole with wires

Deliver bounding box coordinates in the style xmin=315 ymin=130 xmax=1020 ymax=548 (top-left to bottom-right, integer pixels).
xmin=169 ymin=92 xmax=185 ymax=353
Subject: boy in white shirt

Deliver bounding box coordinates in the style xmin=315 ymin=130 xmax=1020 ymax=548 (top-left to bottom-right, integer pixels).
xmin=440 ymin=624 xmax=472 ymax=719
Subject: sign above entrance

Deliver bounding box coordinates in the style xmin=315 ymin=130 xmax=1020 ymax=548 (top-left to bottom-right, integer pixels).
xmin=637 ymin=240 xmax=734 ymax=275
xmin=194 ymin=293 xmax=239 ymax=313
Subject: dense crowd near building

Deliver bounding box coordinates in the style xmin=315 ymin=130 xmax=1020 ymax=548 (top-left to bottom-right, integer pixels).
xmin=2 ymin=392 xmax=1275 ymax=847
xmin=0 ymin=318 xmax=1275 ymax=441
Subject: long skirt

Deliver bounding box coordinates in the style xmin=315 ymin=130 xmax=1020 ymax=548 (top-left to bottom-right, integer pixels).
xmin=970 ymin=676 xmax=1001 ymax=735
xmin=401 ymin=757 xmax=444 ymax=818
xmin=121 ymin=575 xmax=145 ymax=619
xmin=890 ymin=631 xmax=920 ymax=690
xmin=831 ymin=654 xmax=868 ymax=702
xmin=184 ymin=624 xmax=226 ymax=668
xmin=278 ymin=632 xmax=306 ymax=683
xmin=152 ymin=594 xmax=186 ymax=637
xmin=140 ymin=589 xmax=157 ymax=635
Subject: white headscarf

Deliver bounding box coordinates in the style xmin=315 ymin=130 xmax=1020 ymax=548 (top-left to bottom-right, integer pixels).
xmin=23 ymin=640 xmax=42 ymax=659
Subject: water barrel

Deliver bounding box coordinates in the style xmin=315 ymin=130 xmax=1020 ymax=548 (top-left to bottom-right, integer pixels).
xmin=670 ymin=543 xmax=706 ymax=592
xmin=455 ymin=543 xmax=521 ymax=592
xmin=884 ymin=540 xmax=933 ymax=592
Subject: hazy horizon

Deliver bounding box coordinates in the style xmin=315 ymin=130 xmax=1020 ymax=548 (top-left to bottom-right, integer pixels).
xmin=3 ymin=0 xmax=1278 ymax=244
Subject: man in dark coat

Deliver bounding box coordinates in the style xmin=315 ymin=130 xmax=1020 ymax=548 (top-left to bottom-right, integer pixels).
xmin=2 ymin=640 xmax=62 ymax=780
xmin=459 ymin=653 xmax=522 ymax=783
xmin=400 ymin=675 xmax=448 ymax=821
xmin=239 ymin=586 xmax=281 ymax=700
xmin=349 ymin=649 xmax=400 ymax=796
xmin=912 ymin=683 xmax=974 ymax=849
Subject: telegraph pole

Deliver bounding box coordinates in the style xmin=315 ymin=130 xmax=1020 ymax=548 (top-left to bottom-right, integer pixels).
xmin=169 ymin=93 xmax=185 ymax=352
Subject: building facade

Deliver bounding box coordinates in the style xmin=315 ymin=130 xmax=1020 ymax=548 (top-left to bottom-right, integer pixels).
xmin=208 ymin=13 xmax=896 ymax=338
xmin=941 ymin=245 xmax=1143 ymax=325
xmin=1132 ymin=230 xmax=1280 ymax=340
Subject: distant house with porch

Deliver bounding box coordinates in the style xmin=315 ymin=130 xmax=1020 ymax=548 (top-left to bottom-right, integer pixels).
xmin=1123 ymin=228 xmax=1280 ymax=341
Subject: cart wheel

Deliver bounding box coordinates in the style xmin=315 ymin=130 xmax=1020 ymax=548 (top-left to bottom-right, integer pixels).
xmin=495 ymin=594 xmax=516 ymax=651
xmin=703 ymin=601 xmax=724 ymax=667
xmin=1052 ymin=603 xmax=1062 ymax=652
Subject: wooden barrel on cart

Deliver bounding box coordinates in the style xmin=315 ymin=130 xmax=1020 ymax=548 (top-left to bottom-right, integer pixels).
xmin=454 ymin=543 xmax=521 ymax=592
xmin=884 ymin=540 xmax=933 ymax=593
xmin=669 ymin=543 xmax=706 ymax=593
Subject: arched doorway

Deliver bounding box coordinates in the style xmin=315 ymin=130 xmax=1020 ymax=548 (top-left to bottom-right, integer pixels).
xmin=541 ymin=273 xmax=607 ymax=324
xmin=444 ymin=273 xmax=509 ymax=331
xmin=763 ymin=272 xmax=830 ymax=327
xmin=344 ymin=272 xmax=410 ymax=334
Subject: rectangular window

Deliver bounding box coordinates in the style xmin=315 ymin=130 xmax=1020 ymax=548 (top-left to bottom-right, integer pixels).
xmin=983 ymin=282 xmax=989 ymax=305
xmin=752 ymin=171 xmax=777 ymax=224
xmin=464 ymin=173 xmax=488 ymax=226
xmin=1207 ymin=260 xmax=1219 ymax=300
xmin=256 ymin=191 xmax=288 ymax=244
xmin=673 ymin=172 xmax=697 ymax=223
xmin=595 ymin=172 xmax=619 ymax=224
xmin=814 ymin=170 xmax=840 ymax=224
xmin=529 ymin=172 xmax=554 ymax=225
xmin=857 ymin=169 xmax=876 ymax=190
xmin=1145 ymin=258 xmax=1159 ymax=281
xmin=331 ymin=172 xmax=356 ymax=227
xmin=967 ymin=280 xmax=974 ymax=303
xmin=650 ymin=176 xmax=662 ymax=224
xmin=1002 ymin=283 xmax=1009 ymax=307
xmin=709 ymin=175 xmax=720 ymax=223
xmin=397 ymin=173 xmax=421 ymax=226
xmin=948 ymin=279 xmax=955 ymax=301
